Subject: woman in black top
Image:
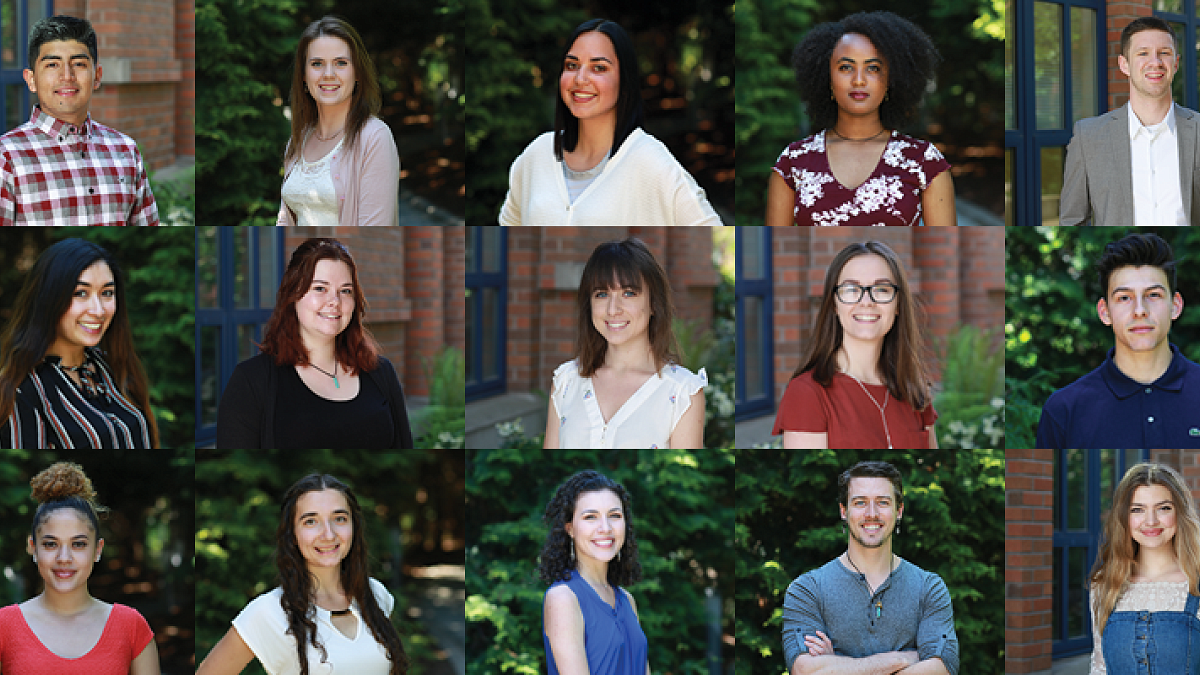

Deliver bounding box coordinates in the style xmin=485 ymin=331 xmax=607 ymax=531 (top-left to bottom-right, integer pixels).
xmin=0 ymin=238 xmax=157 ymax=449
xmin=216 ymin=238 xmax=413 ymax=449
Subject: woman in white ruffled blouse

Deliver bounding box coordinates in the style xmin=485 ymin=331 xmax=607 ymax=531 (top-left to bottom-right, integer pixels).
xmin=544 ymin=237 xmax=706 ymax=449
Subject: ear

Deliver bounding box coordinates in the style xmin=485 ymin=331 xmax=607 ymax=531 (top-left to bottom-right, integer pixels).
xmin=564 ymin=522 xmax=573 ymax=538
xmin=27 ymin=536 xmax=35 ymax=557
xmin=1172 ymin=291 xmax=1184 ymax=321
xmin=897 ymin=502 xmax=905 ymax=520
xmin=93 ymin=63 xmax=102 ymax=90
xmin=23 ymin=69 xmax=36 ymax=93
xmin=95 ymin=538 xmax=105 ymax=560
xmin=1098 ymin=297 xmax=1112 ymax=326
xmin=839 ymin=503 xmax=847 ymax=521
xmin=1118 ymin=54 xmax=1131 ymax=78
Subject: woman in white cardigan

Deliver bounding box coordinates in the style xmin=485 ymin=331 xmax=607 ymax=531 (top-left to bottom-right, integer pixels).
xmin=499 ymin=19 xmax=722 ymax=226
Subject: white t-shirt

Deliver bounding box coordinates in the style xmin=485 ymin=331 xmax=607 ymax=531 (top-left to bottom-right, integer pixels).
xmin=232 ymin=577 xmax=395 ymax=675
xmin=552 ymin=359 xmax=707 ymax=449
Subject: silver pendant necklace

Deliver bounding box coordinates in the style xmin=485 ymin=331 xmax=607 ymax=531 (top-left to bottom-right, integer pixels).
xmin=842 ymin=371 xmax=893 ymax=449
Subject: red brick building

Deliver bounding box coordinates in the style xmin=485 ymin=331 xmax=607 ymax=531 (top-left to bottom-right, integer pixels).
xmin=45 ymin=0 xmax=194 ymax=172
xmin=465 ymin=226 xmax=723 ymax=448
xmin=738 ymin=227 xmax=1005 ymax=425
xmin=1005 ymin=450 xmax=1200 ymax=673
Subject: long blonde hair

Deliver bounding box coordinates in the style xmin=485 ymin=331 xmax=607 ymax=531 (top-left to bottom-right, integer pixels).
xmin=1090 ymin=463 xmax=1200 ymax=635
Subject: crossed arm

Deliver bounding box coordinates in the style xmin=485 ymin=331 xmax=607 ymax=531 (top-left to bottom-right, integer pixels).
xmin=790 ymin=631 xmax=947 ymax=674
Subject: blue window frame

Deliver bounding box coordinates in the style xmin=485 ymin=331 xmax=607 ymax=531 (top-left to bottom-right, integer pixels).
xmin=735 ymin=227 xmax=773 ymax=420
xmin=1155 ymin=0 xmax=1200 ymax=112
xmin=195 ymin=227 xmax=285 ymax=446
xmin=1007 ymin=0 xmax=1106 ymax=224
xmin=0 ymin=0 xmax=51 ymax=132
xmin=466 ymin=227 xmax=506 ymax=401
xmin=1052 ymin=449 xmax=1148 ymax=657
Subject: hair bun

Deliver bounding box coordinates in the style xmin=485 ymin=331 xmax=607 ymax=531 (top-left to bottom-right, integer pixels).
xmin=30 ymin=462 xmax=97 ymax=504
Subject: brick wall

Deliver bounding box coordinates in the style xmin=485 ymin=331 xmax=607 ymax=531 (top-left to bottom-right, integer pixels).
xmin=503 ymin=226 xmax=721 ymax=395
xmin=284 ymin=227 xmax=464 ymax=398
xmin=54 ymin=0 xmax=192 ymax=171
xmin=768 ymin=227 xmax=1005 ymax=406
xmin=1005 ymin=449 xmax=1055 ymax=674
xmin=1105 ymin=1 xmax=1150 ymax=112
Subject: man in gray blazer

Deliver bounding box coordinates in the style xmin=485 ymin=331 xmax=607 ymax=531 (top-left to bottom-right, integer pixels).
xmin=1061 ymin=17 xmax=1200 ymax=226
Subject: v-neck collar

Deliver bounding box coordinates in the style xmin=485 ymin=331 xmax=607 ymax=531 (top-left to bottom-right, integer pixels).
xmin=584 ymin=368 xmax=661 ymax=428
xmin=574 ymin=569 xmax=622 ymax=614
xmin=820 ymin=129 xmax=896 ymax=191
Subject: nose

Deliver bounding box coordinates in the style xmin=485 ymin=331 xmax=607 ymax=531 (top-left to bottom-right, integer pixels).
xmin=56 ymin=545 xmax=71 ymax=562
xmin=852 ymin=66 xmax=866 ymax=86
xmin=607 ymin=294 xmax=620 ymax=315
xmin=598 ymin=516 xmax=613 ymax=533
xmin=1133 ymin=294 xmax=1149 ymax=317
xmin=87 ymin=293 xmax=105 ymax=316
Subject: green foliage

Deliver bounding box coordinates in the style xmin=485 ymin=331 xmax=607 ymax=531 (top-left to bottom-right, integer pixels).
xmin=736 ymin=450 xmax=1004 ymax=674
xmin=196 ymin=0 xmax=296 ymax=225
xmin=674 ymin=266 xmax=736 ymax=449
xmin=934 ymin=325 xmax=1004 ymax=449
xmin=417 ymin=347 xmax=467 ymax=450
xmin=196 ymin=449 xmax=463 ymax=674
xmin=1005 ymin=227 xmax=1200 ymax=444
xmin=467 ymin=449 xmax=735 ymax=674
xmin=150 ymin=166 xmax=196 ymax=226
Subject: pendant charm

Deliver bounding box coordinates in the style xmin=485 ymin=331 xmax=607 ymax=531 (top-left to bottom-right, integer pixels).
xmin=876 ymin=601 xmax=882 ymax=618
xmin=334 ymin=375 xmax=340 ymax=389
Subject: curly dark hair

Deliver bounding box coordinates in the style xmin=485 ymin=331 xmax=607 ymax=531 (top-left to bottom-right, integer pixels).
xmin=791 ymin=11 xmax=940 ymax=131
xmin=538 ymin=470 xmax=642 ymax=587
xmin=275 ymin=473 xmax=408 ymax=675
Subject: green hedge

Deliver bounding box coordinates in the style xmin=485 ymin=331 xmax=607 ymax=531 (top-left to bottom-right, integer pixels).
xmin=736 ymin=450 xmax=1003 ymax=674
xmin=466 ymin=449 xmax=735 ymax=674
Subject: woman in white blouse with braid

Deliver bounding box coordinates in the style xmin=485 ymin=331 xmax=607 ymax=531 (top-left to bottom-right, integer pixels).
xmin=500 ymin=18 xmax=721 ymax=226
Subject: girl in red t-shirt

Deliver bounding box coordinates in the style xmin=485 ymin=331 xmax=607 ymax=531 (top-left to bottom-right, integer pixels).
xmin=774 ymin=240 xmax=937 ymax=449
xmin=0 ymin=461 xmax=158 ymax=675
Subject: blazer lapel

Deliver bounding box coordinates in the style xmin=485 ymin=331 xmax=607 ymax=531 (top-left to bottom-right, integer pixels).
xmin=1107 ymin=105 xmax=1135 ymax=225
xmin=1175 ymin=104 xmax=1198 ymax=223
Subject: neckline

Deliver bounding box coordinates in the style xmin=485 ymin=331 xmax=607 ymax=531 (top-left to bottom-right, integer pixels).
xmin=574 ymin=568 xmax=621 ymax=612
xmin=553 ymin=127 xmax=642 ymax=205
xmin=315 ymin=600 xmax=363 ymax=641
xmin=821 ymin=129 xmax=895 ymax=191
xmin=585 ymin=366 xmax=660 ymax=426
xmin=17 ymin=601 xmax=116 ymax=661
xmin=300 ymin=130 xmax=345 ymax=166
xmin=289 ymin=363 xmax=360 ymax=403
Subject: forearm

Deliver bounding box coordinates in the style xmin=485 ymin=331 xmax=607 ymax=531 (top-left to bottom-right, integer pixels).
xmin=898 ymin=658 xmax=949 ymax=674
xmin=791 ymin=651 xmax=916 ymax=675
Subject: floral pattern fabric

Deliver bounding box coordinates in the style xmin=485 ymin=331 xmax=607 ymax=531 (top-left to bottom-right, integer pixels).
xmin=773 ymin=130 xmax=951 ymax=226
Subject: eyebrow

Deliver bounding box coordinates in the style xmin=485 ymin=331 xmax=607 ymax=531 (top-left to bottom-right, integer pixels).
xmin=578 ymin=507 xmax=623 ymax=515
xmin=565 ymin=54 xmax=614 ymax=64
xmin=39 ymin=533 xmax=90 ymax=540
xmin=298 ymin=509 xmax=352 ymax=519
xmin=837 ymin=56 xmax=884 ymax=65
xmin=1112 ymin=284 xmax=1167 ymax=294
xmin=40 ymin=52 xmax=91 ymax=64
xmin=850 ymin=494 xmax=892 ymax=501
xmin=310 ymin=54 xmax=351 ymax=61
xmin=1131 ymin=500 xmax=1174 ymax=507
xmin=839 ymin=278 xmax=894 ymax=284
xmin=311 ymin=279 xmax=353 ymax=286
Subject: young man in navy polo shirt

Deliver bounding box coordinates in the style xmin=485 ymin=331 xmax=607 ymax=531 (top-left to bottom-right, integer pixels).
xmin=1037 ymin=233 xmax=1200 ymax=449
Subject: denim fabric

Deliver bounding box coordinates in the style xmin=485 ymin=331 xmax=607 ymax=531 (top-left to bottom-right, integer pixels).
xmin=1103 ymin=593 xmax=1200 ymax=674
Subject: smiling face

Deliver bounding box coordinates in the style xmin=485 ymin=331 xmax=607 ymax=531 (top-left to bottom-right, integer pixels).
xmin=834 ymin=254 xmax=899 ymax=344
xmin=840 ymin=476 xmax=902 ymax=550
xmin=560 ymin=31 xmax=620 ymax=125
xmin=829 ymin=33 xmax=887 ymax=119
xmin=305 ymin=36 xmax=356 ymax=112
xmin=1119 ymin=29 xmax=1178 ymax=103
xmin=565 ymin=489 xmax=625 ymax=565
xmin=295 ymin=259 xmax=355 ymax=347
xmin=27 ymin=509 xmax=102 ymax=595
xmin=23 ymin=39 xmax=100 ymax=126
xmin=50 ymin=261 xmax=115 ymax=363
xmin=1098 ymin=265 xmax=1182 ymax=358
xmin=1129 ymin=484 xmax=1178 ymax=551
xmin=293 ymin=489 xmax=354 ymax=571
xmin=590 ymin=278 xmax=651 ymax=349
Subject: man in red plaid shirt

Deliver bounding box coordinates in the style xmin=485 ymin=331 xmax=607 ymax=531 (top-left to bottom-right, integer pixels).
xmin=0 ymin=15 xmax=158 ymax=226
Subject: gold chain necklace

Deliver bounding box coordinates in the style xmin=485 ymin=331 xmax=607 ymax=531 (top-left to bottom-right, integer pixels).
xmin=842 ymin=371 xmax=893 ymax=449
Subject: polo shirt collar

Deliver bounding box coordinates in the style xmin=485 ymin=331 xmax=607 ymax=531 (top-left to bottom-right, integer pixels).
xmin=29 ymin=105 xmax=93 ymax=140
xmin=1102 ymin=343 xmax=1187 ymax=399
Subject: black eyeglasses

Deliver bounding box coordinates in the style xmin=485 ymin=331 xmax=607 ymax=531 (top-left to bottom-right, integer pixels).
xmin=835 ymin=283 xmax=899 ymax=304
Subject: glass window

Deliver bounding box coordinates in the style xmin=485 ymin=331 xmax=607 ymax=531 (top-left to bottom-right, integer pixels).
xmin=200 ymin=326 xmax=220 ymax=428
xmin=1040 ymin=146 xmax=1065 ymax=225
xmin=1035 ymin=2 xmax=1065 ymax=130
xmin=1067 ymin=448 xmax=1087 ymax=531
xmin=1070 ymin=8 xmax=1097 ymax=123
xmin=1 ymin=0 xmax=15 ymax=69
xmin=234 ymin=229 xmax=252 ymax=309
xmin=744 ymin=296 xmax=763 ymax=400
xmin=1169 ymin=21 xmax=1186 ymax=105
xmin=198 ymin=227 xmax=219 ymax=309
xmin=1069 ymin=547 xmax=1087 ymax=638
xmin=466 ymin=227 xmax=506 ymax=400
xmin=1005 ymin=149 xmax=1014 ymax=226
xmin=1006 ymin=0 xmax=1016 ymax=130
xmin=257 ymin=229 xmax=278 ymax=308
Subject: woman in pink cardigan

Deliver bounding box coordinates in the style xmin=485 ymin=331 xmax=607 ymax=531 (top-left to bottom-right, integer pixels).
xmin=277 ymin=16 xmax=400 ymax=227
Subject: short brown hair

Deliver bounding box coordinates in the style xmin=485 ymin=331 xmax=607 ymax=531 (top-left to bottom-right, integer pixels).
xmin=1120 ymin=17 xmax=1176 ymax=58
xmin=838 ymin=461 xmax=904 ymax=506
xmin=574 ymin=238 xmax=680 ymax=378
xmin=259 ymin=238 xmax=379 ymax=374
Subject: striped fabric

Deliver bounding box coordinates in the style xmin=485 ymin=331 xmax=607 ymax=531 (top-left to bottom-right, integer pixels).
xmin=1 ymin=348 xmax=152 ymax=449
xmin=0 ymin=107 xmax=158 ymax=226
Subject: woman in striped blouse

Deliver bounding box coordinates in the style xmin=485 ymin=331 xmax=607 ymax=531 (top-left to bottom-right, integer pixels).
xmin=0 ymin=238 xmax=157 ymax=449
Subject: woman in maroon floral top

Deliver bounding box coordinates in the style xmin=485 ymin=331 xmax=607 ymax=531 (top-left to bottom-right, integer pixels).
xmin=765 ymin=11 xmax=956 ymax=226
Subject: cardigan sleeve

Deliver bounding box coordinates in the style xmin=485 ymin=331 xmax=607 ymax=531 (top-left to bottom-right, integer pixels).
xmin=354 ymin=121 xmax=400 ymax=226
xmin=216 ymin=357 xmax=268 ymax=449
xmin=499 ymin=150 xmax=526 ymax=226
xmin=669 ymin=161 xmax=723 ymax=226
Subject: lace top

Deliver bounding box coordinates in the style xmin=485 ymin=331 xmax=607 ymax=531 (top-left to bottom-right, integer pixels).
xmin=772 ymin=130 xmax=951 ymax=226
xmin=1089 ymin=581 xmax=1199 ymax=674
xmin=281 ymin=134 xmax=344 ymax=226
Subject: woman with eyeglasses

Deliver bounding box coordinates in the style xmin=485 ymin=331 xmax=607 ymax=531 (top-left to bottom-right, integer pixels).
xmin=773 ymin=240 xmax=937 ymax=449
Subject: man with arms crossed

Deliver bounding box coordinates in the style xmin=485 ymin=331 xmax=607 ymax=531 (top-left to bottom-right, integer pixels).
xmin=0 ymin=15 xmax=158 ymax=225
xmin=1037 ymin=233 xmax=1200 ymax=449
xmin=782 ymin=461 xmax=958 ymax=675
xmin=1060 ymin=17 xmax=1200 ymax=225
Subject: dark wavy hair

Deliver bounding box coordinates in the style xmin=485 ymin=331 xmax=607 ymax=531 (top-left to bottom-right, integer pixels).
xmin=275 ymin=473 xmax=408 ymax=675
xmin=0 ymin=238 xmax=159 ymax=447
xmin=284 ymin=16 xmax=382 ymax=167
xmin=1096 ymin=233 xmax=1177 ymax=298
xmin=538 ymin=470 xmax=642 ymax=587
xmin=791 ymin=241 xmax=932 ymax=412
xmin=554 ymin=18 xmax=646 ymax=161
xmin=575 ymin=237 xmax=680 ymax=378
xmin=791 ymin=11 xmax=940 ymax=131
xmin=259 ymin=238 xmax=380 ymax=374
xmin=837 ymin=461 xmax=904 ymax=507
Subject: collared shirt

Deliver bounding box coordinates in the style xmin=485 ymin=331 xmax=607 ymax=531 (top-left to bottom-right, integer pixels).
xmin=1036 ymin=344 xmax=1200 ymax=449
xmin=1129 ymin=103 xmax=1187 ymax=226
xmin=782 ymin=557 xmax=960 ymax=674
xmin=0 ymin=107 xmax=158 ymax=226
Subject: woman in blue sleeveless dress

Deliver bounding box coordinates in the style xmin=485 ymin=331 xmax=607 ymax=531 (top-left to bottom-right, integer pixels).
xmin=1089 ymin=463 xmax=1200 ymax=674
xmin=539 ymin=470 xmax=650 ymax=675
